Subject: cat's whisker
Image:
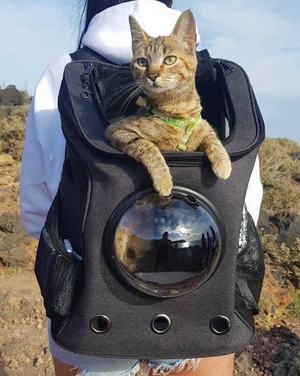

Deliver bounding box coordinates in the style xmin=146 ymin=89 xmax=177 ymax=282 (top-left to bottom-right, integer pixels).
xmin=106 ymin=83 xmax=141 ymax=108
xmin=115 ymin=84 xmax=143 ymax=107
xmin=112 ymin=86 xmax=142 ymax=116
xmin=106 ymin=81 xmax=140 ymax=97
xmin=119 ymin=86 xmax=142 ymax=111
xmin=117 ymin=86 xmax=142 ymax=116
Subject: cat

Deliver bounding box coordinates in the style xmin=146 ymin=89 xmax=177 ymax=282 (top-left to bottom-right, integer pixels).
xmin=105 ymin=10 xmax=232 ymax=198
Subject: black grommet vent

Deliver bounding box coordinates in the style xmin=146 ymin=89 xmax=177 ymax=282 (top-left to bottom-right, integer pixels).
xmin=210 ymin=316 xmax=231 ymax=335
xmin=90 ymin=316 xmax=111 ymax=334
xmin=151 ymin=314 xmax=171 ymax=334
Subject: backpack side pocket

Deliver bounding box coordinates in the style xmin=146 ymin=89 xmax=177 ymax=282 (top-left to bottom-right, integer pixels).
xmin=35 ymin=194 xmax=83 ymax=319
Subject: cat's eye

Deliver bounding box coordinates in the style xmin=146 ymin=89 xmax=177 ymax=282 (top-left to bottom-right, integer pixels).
xmin=164 ymin=56 xmax=177 ymax=65
xmin=137 ymin=58 xmax=148 ymax=67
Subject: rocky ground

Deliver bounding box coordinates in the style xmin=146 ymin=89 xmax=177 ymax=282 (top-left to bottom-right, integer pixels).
xmin=0 ymin=156 xmax=54 ymax=376
xmin=0 ymin=154 xmax=300 ymax=376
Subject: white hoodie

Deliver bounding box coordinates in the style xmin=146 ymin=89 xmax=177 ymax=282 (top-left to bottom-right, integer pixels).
xmin=20 ymin=0 xmax=262 ymax=242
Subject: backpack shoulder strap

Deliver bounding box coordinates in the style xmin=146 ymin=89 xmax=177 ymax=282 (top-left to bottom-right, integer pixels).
xmin=70 ymin=46 xmax=115 ymax=64
xmin=196 ymin=49 xmax=217 ymax=83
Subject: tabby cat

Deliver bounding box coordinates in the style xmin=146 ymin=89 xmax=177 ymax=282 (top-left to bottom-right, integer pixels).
xmin=105 ymin=10 xmax=231 ymax=197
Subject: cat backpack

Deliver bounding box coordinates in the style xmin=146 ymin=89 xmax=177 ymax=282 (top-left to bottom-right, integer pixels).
xmin=35 ymin=48 xmax=265 ymax=358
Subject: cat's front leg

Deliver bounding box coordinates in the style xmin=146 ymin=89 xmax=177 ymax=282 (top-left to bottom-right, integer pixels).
xmin=106 ymin=125 xmax=173 ymax=196
xmin=187 ymin=120 xmax=232 ymax=179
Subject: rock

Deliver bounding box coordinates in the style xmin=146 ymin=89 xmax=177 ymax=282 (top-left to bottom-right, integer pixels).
xmin=43 ymin=347 xmax=51 ymax=357
xmin=235 ymin=350 xmax=253 ymax=371
xmin=257 ymin=210 xmax=278 ymax=237
xmin=275 ymin=211 xmax=300 ymax=248
xmin=0 ymin=211 xmax=32 ymax=268
xmin=8 ymin=359 xmax=19 ymax=369
xmin=290 ymin=151 xmax=300 ymax=161
xmin=33 ymin=356 xmax=44 ymax=367
xmin=0 ymin=212 xmax=22 ymax=234
xmin=260 ymin=264 xmax=295 ymax=317
xmin=293 ymin=172 xmax=300 ymax=183
xmin=0 ymin=153 xmax=14 ymax=166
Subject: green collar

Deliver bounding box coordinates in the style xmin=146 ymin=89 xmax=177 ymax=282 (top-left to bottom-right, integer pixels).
xmin=136 ymin=96 xmax=202 ymax=151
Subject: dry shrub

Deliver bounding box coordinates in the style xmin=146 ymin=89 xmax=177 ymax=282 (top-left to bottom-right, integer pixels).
xmin=262 ymin=234 xmax=300 ymax=288
xmin=0 ymin=105 xmax=29 ymax=160
xmin=262 ymin=187 xmax=300 ymax=214
xmin=290 ymin=289 xmax=300 ymax=318
xmin=260 ymin=138 xmax=300 ymax=214
xmin=260 ymin=138 xmax=300 ymax=187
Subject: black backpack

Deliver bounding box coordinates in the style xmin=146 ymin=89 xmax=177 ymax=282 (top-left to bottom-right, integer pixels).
xmin=35 ymin=48 xmax=265 ymax=358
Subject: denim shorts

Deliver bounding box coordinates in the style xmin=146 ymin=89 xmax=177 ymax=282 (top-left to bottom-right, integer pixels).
xmin=48 ymin=320 xmax=201 ymax=376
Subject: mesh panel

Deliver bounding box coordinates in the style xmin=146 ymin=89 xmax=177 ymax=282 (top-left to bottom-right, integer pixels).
xmin=34 ymin=196 xmax=83 ymax=318
xmin=238 ymin=205 xmax=248 ymax=255
xmin=95 ymin=64 xmax=140 ymax=120
xmin=48 ymin=249 xmax=83 ymax=317
xmin=93 ymin=51 xmax=217 ymax=122
xmin=235 ymin=209 xmax=265 ymax=321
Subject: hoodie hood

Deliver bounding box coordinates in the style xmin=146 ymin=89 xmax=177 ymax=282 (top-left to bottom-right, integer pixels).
xmin=82 ymin=0 xmax=201 ymax=65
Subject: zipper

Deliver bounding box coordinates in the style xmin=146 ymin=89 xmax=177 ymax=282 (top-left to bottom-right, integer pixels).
xmin=80 ymin=63 xmax=94 ymax=99
xmin=61 ymin=91 xmax=207 ymax=165
xmin=62 ymin=60 xmax=264 ymax=166
xmin=214 ymin=58 xmax=265 ymax=154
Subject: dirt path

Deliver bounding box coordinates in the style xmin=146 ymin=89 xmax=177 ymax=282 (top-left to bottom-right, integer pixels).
xmin=0 ymin=268 xmax=54 ymax=376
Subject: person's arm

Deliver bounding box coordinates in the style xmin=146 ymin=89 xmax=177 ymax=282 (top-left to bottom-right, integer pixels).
xmin=20 ymin=55 xmax=71 ymax=239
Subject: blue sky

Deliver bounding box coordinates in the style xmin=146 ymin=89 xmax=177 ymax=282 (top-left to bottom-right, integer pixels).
xmin=0 ymin=0 xmax=299 ymax=144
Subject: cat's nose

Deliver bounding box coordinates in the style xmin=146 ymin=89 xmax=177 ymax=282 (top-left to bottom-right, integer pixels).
xmin=148 ymin=73 xmax=159 ymax=82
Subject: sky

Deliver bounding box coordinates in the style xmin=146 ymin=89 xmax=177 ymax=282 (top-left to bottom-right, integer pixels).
xmin=0 ymin=0 xmax=299 ymax=144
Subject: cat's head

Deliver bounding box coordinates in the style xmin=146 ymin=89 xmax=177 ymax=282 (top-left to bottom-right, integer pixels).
xmin=129 ymin=10 xmax=197 ymax=97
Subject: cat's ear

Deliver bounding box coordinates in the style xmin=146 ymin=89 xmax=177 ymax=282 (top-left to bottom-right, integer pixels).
xmin=171 ymin=10 xmax=196 ymax=53
xmin=129 ymin=15 xmax=150 ymax=50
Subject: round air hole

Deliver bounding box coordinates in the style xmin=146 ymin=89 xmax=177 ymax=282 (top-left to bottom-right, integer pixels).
xmin=210 ymin=316 xmax=231 ymax=335
xmin=151 ymin=314 xmax=171 ymax=334
xmin=90 ymin=315 xmax=111 ymax=334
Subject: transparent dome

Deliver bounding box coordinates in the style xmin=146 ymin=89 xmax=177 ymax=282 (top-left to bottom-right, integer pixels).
xmin=106 ymin=187 xmax=225 ymax=298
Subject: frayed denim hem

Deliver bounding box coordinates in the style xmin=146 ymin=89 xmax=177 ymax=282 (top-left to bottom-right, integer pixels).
xmin=74 ymin=358 xmax=201 ymax=376
xmin=74 ymin=361 xmax=140 ymax=376
xmin=147 ymin=358 xmax=201 ymax=376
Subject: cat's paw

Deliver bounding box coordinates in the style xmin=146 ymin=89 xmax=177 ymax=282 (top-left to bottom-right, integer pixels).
xmin=212 ymin=156 xmax=232 ymax=180
xmin=153 ymin=176 xmax=173 ymax=197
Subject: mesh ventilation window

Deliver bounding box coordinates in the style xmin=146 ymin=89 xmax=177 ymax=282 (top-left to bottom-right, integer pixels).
xmin=106 ymin=187 xmax=225 ymax=298
xmin=93 ymin=62 xmax=233 ymax=141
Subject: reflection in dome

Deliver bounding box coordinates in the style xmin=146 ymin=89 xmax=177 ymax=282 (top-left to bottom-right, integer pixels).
xmin=112 ymin=192 xmax=223 ymax=297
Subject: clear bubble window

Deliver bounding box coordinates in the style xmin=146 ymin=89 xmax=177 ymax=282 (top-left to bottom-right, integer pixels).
xmin=106 ymin=188 xmax=225 ymax=298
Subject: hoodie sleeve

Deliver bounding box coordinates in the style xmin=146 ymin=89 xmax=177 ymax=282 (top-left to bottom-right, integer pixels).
xmin=20 ymin=54 xmax=72 ymax=239
xmin=245 ymin=156 xmax=263 ymax=225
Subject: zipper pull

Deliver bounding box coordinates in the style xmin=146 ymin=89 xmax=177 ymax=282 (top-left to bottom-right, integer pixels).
xmin=63 ymin=239 xmax=83 ymax=261
xmin=81 ymin=63 xmax=94 ymax=99
xmin=85 ymin=63 xmax=94 ymax=75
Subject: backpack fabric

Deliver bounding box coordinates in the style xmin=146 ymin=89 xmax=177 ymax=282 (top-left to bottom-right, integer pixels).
xmin=35 ymin=48 xmax=265 ymax=358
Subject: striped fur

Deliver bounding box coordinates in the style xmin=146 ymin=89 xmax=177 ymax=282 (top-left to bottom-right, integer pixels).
xmin=106 ymin=10 xmax=231 ymax=197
